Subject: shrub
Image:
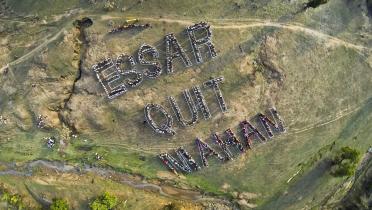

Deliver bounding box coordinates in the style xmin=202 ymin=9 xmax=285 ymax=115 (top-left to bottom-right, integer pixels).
xmin=0 ymin=191 xmax=25 ymax=209
xmin=339 ymin=147 xmax=360 ymax=162
xmin=90 ymin=202 xmax=109 ymax=210
xmin=50 ymin=198 xmax=69 ymax=210
xmin=89 ymin=192 xmax=118 ymax=210
xmin=331 ymin=147 xmax=361 ymax=177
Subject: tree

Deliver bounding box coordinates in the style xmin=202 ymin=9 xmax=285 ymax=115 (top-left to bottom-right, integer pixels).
xmin=89 ymin=192 xmax=118 ymax=210
xmin=50 ymin=198 xmax=69 ymax=210
xmin=90 ymin=201 xmax=109 ymax=210
xmin=331 ymin=147 xmax=360 ymax=177
xmin=1 ymin=191 xmax=25 ymax=209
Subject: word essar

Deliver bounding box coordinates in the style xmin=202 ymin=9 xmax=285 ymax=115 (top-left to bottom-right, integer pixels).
xmin=159 ymin=108 xmax=286 ymax=174
xmin=91 ymin=22 xmax=217 ymax=99
xmin=144 ymin=77 xmax=227 ymax=135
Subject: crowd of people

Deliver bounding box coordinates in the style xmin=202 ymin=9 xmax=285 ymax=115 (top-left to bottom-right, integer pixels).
xmin=115 ymin=53 xmax=136 ymax=73
xmin=138 ymin=44 xmax=162 ymax=78
xmin=109 ymin=23 xmax=151 ymax=34
xmin=212 ymin=133 xmax=233 ymax=161
xmin=92 ymin=21 xmax=220 ymax=100
xmin=175 ymin=147 xmax=200 ymax=172
xmin=165 ymin=33 xmax=192 ymax=74
xmin=192 ymin=86 xmax=211 ymax=120
xmin=159 ymin=153 xmax=178 ymax=174
xmin=159 ymin=108 xmax=287 ymax=174
xmin=144 ymin=103 xmax=175 ymax=135
xmin=116 ymin=53 xmax=143 ymax=87
xmin=93 ymin=58 xmax=128 ymax=99
xmin=240 ymin=120 xmax=266 ymax=149
xmin=159 ymin=147 xmax=200 ymax=174
xmin=225 ymin=128 xmax=245 ymax=152
xmin=257 ymin=108 xmax=286 ymax=138
xmin=204 ymin=77 xmax=228 ymax=113
xmin=186 ymin=22 xmax=217 ymax=63
xmin=36 ymin=115 xmax=46 ymax=129
xmin=195 ymin=137 xmax=224 ymax=167
xmin=168 ymin=90 xmax=198 ymax=127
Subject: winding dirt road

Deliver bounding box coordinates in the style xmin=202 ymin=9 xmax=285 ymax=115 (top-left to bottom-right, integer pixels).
xmin=2 ymin=15 xmax=370 ymax=73
xmin=139 ymin=17 xmax=370 ymax=52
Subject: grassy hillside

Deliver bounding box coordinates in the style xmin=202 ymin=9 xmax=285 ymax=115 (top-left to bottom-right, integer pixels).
xmin=0 ymin=0 xmax=371 ymax=209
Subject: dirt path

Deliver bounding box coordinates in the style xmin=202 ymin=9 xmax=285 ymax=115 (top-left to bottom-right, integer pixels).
xmin=289 ymin=106 xmax=361 ymax=135
xmin=0 ymin=27 xmax=66 ymax=72
xmin=212 ymin=22 xmax=369 ymax=52
xmin=2 ymin=15 xmax=369 ymax=73
xmin=139 ymin=17 xmax=370 ymax=52
xmin=0 ymin=9 xmax=82 ymax=72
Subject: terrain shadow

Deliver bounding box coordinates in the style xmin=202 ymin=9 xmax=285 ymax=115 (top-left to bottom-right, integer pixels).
xmin=259 ymin=159 xmax=333 ymax=210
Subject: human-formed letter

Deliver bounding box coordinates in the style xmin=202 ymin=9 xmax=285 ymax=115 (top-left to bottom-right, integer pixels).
xmin=115 ymin=54 xmax=143 ymax=87
xmin=159 ymin=147 xmax=200 ymax=174
xmin=138 ymin=44 xmax=162 ymax=79
xmin=165 ymin=33 xmax=192 ymax=74
xmin=144 ymin=103 xmax=175 ymax=135
xmin=192 ymin=86 xmax=211 ymax=120
xmin=93 ymin=58 xmax=127 ymax=99
xmin=168 ymin=89 xmax=198 ymax=127
xmin=240 ymin=120 xmax=266 ymax=149
xmin=187 ymin=22 xmax=217 ymax=63
xmin=204 ymin=77 xmax=228 ymax=112
xmin=224 ymin=128 xmax=245 ymax=152
xmin=212 ymin=133 xmax=233 ymax=160
xmin=195 ymin=137 xmax=224 ymax=167
xmin=257 ymin=107 xmax=286 ymax=138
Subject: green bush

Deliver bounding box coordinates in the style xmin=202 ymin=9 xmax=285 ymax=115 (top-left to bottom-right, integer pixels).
xmin=339 ymin=147 xmax=360 ymax=162
xmin=50 ymin=198 xmax=69 ymax=210
xmin=0 ymin=191 xmax=25 ymax=209
xmin=331 ymin=147 xmax=361 ymax=177
xmin=89 ymin=192 xmax=118 ymax=210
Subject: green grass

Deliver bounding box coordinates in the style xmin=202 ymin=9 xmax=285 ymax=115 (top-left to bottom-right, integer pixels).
xmin=0 ymin=0 xmax=371 ymax=209
xmin=6 ymin=0 xmax=83 ymax=16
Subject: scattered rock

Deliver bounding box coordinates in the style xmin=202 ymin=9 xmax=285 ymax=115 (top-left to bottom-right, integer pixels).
xmin=238 ymin=192 xmax=260 ymax=200
xmin=0 ymin=115 xmax=8 ymax=125
xmin=221 ymin=183 xmax=230 ymax=191
xmin=237 ymin=199 xmax=257 ymax=208
xmin=232 ymin=191 xmax=239 ymax=198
